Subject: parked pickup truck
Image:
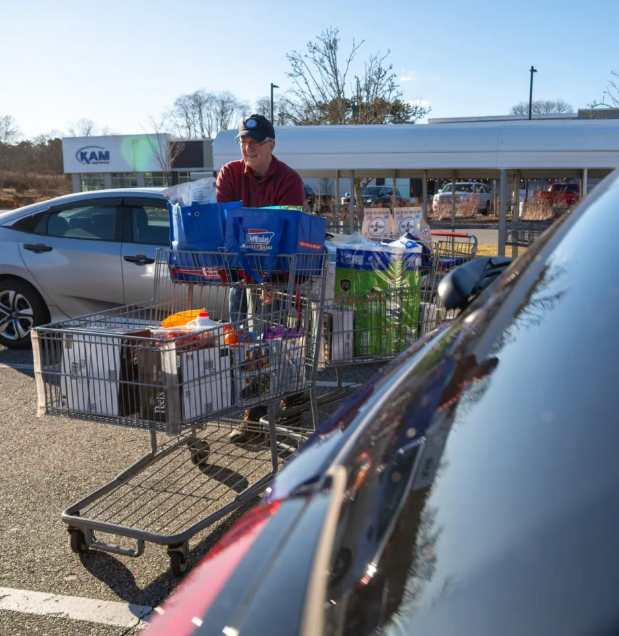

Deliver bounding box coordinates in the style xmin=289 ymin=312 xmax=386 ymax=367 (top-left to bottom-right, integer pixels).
xmin=538 ymin=182 xmax=580 ymax=207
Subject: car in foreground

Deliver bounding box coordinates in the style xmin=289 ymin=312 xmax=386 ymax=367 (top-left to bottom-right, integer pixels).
xmin=433 ymin=181 xmax=492 ymax=214
xmin=147 ymin=170 xmax=619 ymax=636
xmin=538 ymin=181 xmax=580 ymax=207
xmin=0 ymin=188 xmax=169 ymax=348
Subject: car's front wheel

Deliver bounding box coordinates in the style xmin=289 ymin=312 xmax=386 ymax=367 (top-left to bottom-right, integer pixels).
xmin=0 ymin=279 xmax=49 ymax=349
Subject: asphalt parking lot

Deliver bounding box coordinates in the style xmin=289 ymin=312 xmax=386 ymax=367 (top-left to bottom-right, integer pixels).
xmin=0 ymin=343 xmax=380 ymax=634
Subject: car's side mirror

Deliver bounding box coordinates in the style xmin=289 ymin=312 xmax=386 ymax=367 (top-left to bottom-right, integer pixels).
xmin=438 ymin=256 xmax=512 ymax=310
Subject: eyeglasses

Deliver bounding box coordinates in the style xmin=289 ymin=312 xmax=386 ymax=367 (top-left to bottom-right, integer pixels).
xmin=238 ymin=138 xmax=273 ymax=150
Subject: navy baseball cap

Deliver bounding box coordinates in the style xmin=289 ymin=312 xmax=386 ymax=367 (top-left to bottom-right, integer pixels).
xmin=235 ymin=115 xmax=275 ymax=143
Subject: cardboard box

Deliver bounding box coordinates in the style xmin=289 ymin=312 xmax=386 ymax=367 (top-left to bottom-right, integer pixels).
xmin=60 ymin=334 xmax=91 ymax=412
xmin=180 ymin=348 xmax=232 ymax=421
xmin=331 ymin=310 xmax=354 ymax=361
xmin=60 ymin=331 xmax=148 ymax=416
xmin=139 ymin=343 xmax=233 ymax=428
xmin=270 ymin=337 xmax=307 ymax=394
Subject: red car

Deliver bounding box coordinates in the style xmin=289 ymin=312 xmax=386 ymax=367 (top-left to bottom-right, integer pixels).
xmin=538 ymin=182 xmax=580 ymax=207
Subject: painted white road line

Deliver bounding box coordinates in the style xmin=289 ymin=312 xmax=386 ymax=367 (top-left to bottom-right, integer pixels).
xmin=0 ymin=362 xmax=34 ymax=370
xmin=0 ymin=587 xmax=153 ymax=629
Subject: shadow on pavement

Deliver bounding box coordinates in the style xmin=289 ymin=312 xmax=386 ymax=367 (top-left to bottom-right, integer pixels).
xmin=79 ymin=496 xmax=260 ymax=610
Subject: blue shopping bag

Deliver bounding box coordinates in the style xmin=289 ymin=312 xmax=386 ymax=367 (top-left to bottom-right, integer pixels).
xmin=224 ymin=208 xmax=326 ymax=283
xmin=168 ymin=200 xmax=242 ymax=283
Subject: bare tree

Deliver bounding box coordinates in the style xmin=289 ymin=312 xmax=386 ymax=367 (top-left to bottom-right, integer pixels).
xmin=589 ymin=70 xmax=619 ymax=110
xmin=142 ymin=115 xmax=185 ymax=175
xmin=285 ymin=27 xmax=431 ymax=205
xmin=255 ymin=96 xmax=289 ymax=125
xmin=171 ymin=90 xmax=249 ymax=139
xmin=285 ymin=27 xmax=430 ymax=127
xmin=510 ymin=99 xmax=573 ymax=115
xmin=0 ymin=115 xmax=21 ymax=190
xmin=67 ymin=118 xmax=97 ymax=137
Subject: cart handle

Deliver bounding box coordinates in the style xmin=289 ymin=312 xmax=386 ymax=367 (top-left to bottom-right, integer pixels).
xmin=431 ymin=231 xmax=471 ymax=238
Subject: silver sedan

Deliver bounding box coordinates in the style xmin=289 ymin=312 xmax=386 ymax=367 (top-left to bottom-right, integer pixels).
xmin=0 ymin=188 xmax=169 ymax=348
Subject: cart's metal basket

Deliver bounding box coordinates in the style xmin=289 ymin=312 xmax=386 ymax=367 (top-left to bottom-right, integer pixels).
xmin=33 ymin=249 xmax=329 ymax=436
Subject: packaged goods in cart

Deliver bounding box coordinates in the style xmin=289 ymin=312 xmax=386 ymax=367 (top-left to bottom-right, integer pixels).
xmin=161 ymin=309 xmax=205 ymax=329
xmin=138 ymin=341 xmax=233 ymax=425
xmin=362 ymin=209 xmax=393 ymax=241
xmin=223 ymin=325 xmax=254 ymax=345
xmin=60 ymin=330 xmax=152 ymax=417
xmin=393 ymin=207 xmax=431 ymax=243
xmin=334 ymin=239 xmax=422 ymax=356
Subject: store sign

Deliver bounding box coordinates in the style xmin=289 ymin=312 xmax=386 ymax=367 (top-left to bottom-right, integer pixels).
xmin=62 ymin=134 xmax=171 ymax=174
xmin=75 ymin=146 xmax=110 ymax=165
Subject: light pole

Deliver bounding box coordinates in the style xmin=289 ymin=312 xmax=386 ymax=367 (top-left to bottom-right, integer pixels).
xmin=270 ymin=83 xmax=279 ymax=123
xmin=528 ymin=66 xmax=537 ymax=120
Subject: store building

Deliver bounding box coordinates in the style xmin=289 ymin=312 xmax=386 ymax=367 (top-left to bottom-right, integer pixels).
xmin=62 ymin=134 xmax=213 ymax=192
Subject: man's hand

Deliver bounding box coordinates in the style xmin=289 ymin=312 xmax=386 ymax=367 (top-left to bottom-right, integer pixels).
xmin=261 ymin=289 xmax=274 ymax=305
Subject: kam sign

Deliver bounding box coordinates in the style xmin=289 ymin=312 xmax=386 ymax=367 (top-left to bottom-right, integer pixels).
xmin=62 ymin=134 xmax=171 ymax=174
xmin=76 ymin=146 xmax=110 ymax=165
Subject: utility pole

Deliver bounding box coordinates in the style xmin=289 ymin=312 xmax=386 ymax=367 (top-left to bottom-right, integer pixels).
xmin=270 ymin=83 xmax=279 ymax=123
xmin=528 ymin=66 xmax=537 ymax=120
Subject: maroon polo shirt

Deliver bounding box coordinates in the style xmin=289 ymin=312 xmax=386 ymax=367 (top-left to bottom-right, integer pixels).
xmin=216 ymin=155 xmax=305 ymax=208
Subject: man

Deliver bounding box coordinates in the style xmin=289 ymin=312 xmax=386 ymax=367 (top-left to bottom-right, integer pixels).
xmin=217 ymin=115 xmax=308 ymax=441
xmin=216 ymin=114 xmax=305 ymax=209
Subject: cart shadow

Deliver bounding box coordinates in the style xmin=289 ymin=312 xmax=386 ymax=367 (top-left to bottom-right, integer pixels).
xmin=78 ymin=497 xmax=261 ymax=609
xmin=196 ymin=462 xmax=249 ymax=494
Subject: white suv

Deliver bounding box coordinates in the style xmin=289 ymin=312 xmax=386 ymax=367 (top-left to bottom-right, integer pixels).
xmin=433 ymin=182 xmax=492 ymax=215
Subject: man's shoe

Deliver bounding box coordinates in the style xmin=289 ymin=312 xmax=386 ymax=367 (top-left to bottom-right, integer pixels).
xmin=229 ymin=405 xmax=268 ymax=443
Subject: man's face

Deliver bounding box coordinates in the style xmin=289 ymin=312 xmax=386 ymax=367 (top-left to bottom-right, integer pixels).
xmin=240 ymin=136 xmax=275 ymax=169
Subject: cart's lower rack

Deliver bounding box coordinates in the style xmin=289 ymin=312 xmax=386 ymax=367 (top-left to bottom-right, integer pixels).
xmin=62 ymin=415 xmax=311 ymax=576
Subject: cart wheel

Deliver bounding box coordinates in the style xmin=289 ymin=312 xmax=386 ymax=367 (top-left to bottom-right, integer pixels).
xmin=189 ymin=439 xmax=210 ymax=467
xmin=69 ymin=529 xmax=89 ymax=554
xmin=169 ymin=550 xmax=188 ymax=576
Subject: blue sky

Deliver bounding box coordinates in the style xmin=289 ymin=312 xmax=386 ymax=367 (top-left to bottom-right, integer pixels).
xmin=1 ymin=0 xmax=616 ymax=138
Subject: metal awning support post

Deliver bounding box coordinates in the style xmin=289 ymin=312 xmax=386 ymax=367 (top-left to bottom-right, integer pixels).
xmin=392 ymin=172 xmax=397 ymax=212
xmin=451 ymin=171 xmax=457 ymax=229
xmin=334 ymin=169 xmax=340 ymax=222
xmin=581 ymin=168 xmax=588 ymax=200
xmin=317 ymin=177 xmax=322 ymax=214
xmin=498 ymin=169 xmax=507 ymax=257
xmin=349 ymin=169 xmax=355 ymax=233
xmin=511 ymin=170 xmax=521 ymax=258
xmin=422 ymin=170 xmax=428 ymax=221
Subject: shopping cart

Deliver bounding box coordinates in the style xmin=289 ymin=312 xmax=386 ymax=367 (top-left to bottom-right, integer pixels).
xmin=32 ymin=248 xmax=328 ymax=575
xmin=314 ymin=230 xmax=478 ymax=371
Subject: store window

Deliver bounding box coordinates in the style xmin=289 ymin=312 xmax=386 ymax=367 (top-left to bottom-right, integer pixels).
xmin=177 ymin=172 xmax=192 ymax=184
xmin=144 ymin=172 xmax=170 ymax=187
xmin=80 ymin=174 xmax=106 ymax=192
xmin=111 ymin=173 xmax=138 ymax=188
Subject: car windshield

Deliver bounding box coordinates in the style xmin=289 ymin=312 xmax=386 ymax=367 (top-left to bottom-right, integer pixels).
xmin=550 ymin=183 xmax=578 ymax=192
xmin=363 ymin=187 xmax=384 ymax=196
xmin=442 ymin=184 xmax=475 ymax=193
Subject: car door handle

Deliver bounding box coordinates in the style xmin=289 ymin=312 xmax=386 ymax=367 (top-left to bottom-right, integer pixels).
xmin=24 ymin=243 xmax=53 ymax=253
xmin=124 ymin=254 xmax=155 ymax=265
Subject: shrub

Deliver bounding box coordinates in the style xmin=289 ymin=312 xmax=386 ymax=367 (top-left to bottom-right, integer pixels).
xmin=0 ymin=197 xmax=17 ymax=209
xmin=15 ymin=183 xmax=29 ymax=194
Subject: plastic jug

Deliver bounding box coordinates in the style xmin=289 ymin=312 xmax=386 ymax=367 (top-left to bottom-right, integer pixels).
xmin=186 ymin=311 xmax=221 ymax=330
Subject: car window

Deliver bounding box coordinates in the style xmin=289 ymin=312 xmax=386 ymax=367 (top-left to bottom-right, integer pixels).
xmin=10 ymin=210 xmax=47 ymax=234
xmin=129 ymin=204 xmax=170 ymax=246
xmin=443 ymin=184 xmax=452 ymax=193
xmin=46 ymin=204 xmax=117 ymax=241
xmin=474 ymin=185 xmax=484 ymax=193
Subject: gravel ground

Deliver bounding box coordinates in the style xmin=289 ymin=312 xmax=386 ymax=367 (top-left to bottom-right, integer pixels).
xmin=0 ymin=344 xmax=381 ymax=634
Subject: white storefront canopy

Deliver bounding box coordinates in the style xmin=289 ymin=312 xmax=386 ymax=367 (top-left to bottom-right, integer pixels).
xmin=214 ymin=119 xmax=619 ymax=179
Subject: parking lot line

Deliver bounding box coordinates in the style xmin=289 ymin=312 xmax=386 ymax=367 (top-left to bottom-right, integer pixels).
xmin=0 ymin=362 xmax=34 ymax=371
xmin=0 ymin=587 xmax=153 ymax=629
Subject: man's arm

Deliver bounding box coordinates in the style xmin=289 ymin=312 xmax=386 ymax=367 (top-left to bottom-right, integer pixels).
xmin=216 ymin=163 xmax=237 ymax=203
